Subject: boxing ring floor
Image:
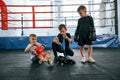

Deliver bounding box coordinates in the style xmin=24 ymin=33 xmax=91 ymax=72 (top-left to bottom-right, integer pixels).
xmin=0 ymin=48 xmax=120 ymax=80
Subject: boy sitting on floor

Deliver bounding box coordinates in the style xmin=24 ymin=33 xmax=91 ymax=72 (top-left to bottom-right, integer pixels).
xmin=24 ymin=34 xmax=53 ymax=66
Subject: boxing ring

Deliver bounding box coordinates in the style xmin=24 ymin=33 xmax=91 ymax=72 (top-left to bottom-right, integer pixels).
xmin=1 ymin=1 xmax=120 ymax=80
xmin=0 ymin=0 xmax=119 ymax=49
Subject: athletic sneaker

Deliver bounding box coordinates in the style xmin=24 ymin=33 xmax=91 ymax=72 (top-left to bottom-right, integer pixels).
xmin=88 ymin=57 xmax=95 ymax=63
xmin=81 ymin=57 xmax=86 ymax=63
xmin=38 ymin=60 xmax=43 ymax=64
xmin=65 ymin=56 xmax=70 ymax=59
xmin=48 ymin=57 xmax=54 ymax=66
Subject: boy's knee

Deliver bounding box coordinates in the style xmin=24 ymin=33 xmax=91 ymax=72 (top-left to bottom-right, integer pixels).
xmin=65 ymin=48 xmax=74 ymax=56
xmin=80 ymin=46 xmax=84 ymax=48
xmin=88 ymin=45 xmax=92 ymax=48
xmin=80 ymin=46 xmax=85 ymax=50
xmin=46 ymin=50 xmax=51 ymax=55
xmin=70 ymin=50 xmax=74 ymax=56
xmin=47 ymin=50 xmax=51 ymax=53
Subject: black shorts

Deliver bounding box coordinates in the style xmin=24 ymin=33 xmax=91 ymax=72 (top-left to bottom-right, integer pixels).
xmin=78 ymin=32 xmax=92 ymax=46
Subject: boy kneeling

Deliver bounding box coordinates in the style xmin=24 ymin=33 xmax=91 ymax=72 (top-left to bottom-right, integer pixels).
xmin=52 ymin=24 xmax=75 ymax=64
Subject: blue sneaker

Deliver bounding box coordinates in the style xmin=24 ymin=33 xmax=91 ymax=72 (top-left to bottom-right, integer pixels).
xmin=64 ymin=56 xmax=70 ymax=59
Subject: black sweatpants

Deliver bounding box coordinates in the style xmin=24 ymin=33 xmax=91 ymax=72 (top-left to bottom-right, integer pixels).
xmin=52 ymin=42 xmax=74 ymax=58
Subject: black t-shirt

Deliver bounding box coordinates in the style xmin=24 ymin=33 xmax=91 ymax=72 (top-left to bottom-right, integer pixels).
xmin=77 ymin=16 xmax=94 ymax=34
xmin=75 ymin=16 xmax=94 ymax=46
xmin=57 ymin=33 xmax=71 ymax=48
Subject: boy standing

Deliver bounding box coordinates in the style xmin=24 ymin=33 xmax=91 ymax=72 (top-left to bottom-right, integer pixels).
xmin=75 ymin=5 xmax=95 ymax=63
xmin=52 ymin=24 xmax=74 ymax=62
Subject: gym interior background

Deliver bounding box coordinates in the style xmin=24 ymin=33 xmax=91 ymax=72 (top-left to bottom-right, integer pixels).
xmin=0 ymin=0 xmax=120 ymax=49
xmin=0 ymin=0 xmax=120 ymax=80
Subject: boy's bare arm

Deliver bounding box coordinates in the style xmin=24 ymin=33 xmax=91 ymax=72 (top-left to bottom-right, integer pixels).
xmin=24 ymin=46 xmax=32 ymax=53
xmin=24 ymin=44 xmax=35 ymax=53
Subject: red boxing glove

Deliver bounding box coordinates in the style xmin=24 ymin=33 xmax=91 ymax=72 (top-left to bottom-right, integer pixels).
xmin=35 ymin=45 xmax=44 ymax=54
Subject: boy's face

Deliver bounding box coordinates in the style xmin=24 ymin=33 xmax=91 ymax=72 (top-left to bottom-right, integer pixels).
xmin=78 ymin=10 xmax=86 ymax=17
xmin=29 ymin=36 xmax=37 ymax=44
xmin=60 ymin=28 xmax=67 ymax=36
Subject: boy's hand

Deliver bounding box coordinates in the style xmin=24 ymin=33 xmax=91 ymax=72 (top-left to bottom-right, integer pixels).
xmin=65 ymin=35 xmax=69 ymax=39
xmin=65 ymin=35 xmax=72 ymax=43
xmin=33 ymin=50 xmax=38 ymax=55
xmin=24 ymin=43 xmax=36 ymax=53
xmin=53 ymin=37 xmax=61 ymax=45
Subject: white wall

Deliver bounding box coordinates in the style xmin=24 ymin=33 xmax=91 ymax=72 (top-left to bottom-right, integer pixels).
xmin=0 ymin=0 xmax=117 ymax=37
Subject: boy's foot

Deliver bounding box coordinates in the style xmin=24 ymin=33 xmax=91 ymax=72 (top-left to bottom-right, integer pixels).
xmin=48 ymin=57 xmax=54 ymax=66
xmin=88 ymin=57 xmax=95 ymax=63
xmin=81 ymin=57 xmax=86 ymax=63
xmin=38 ymin=60 xmax=43 ymax=64
xmin=64 ymin=56 xmax=70 ymax=59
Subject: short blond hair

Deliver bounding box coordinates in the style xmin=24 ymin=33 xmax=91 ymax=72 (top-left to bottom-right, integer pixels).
xmin=77 ymin=5 xmax=87 ymax=12
xmin=29 ymin=34 xmax=37 ymax=38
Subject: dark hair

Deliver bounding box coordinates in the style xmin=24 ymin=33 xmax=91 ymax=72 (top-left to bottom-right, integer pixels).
xmin=58 ymin=24 xmax=67 ymax=30
xmin=29 ymin=34 xmax=37 ymax=38
xmin=77 ymin=5 xmax=86 ymax=12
